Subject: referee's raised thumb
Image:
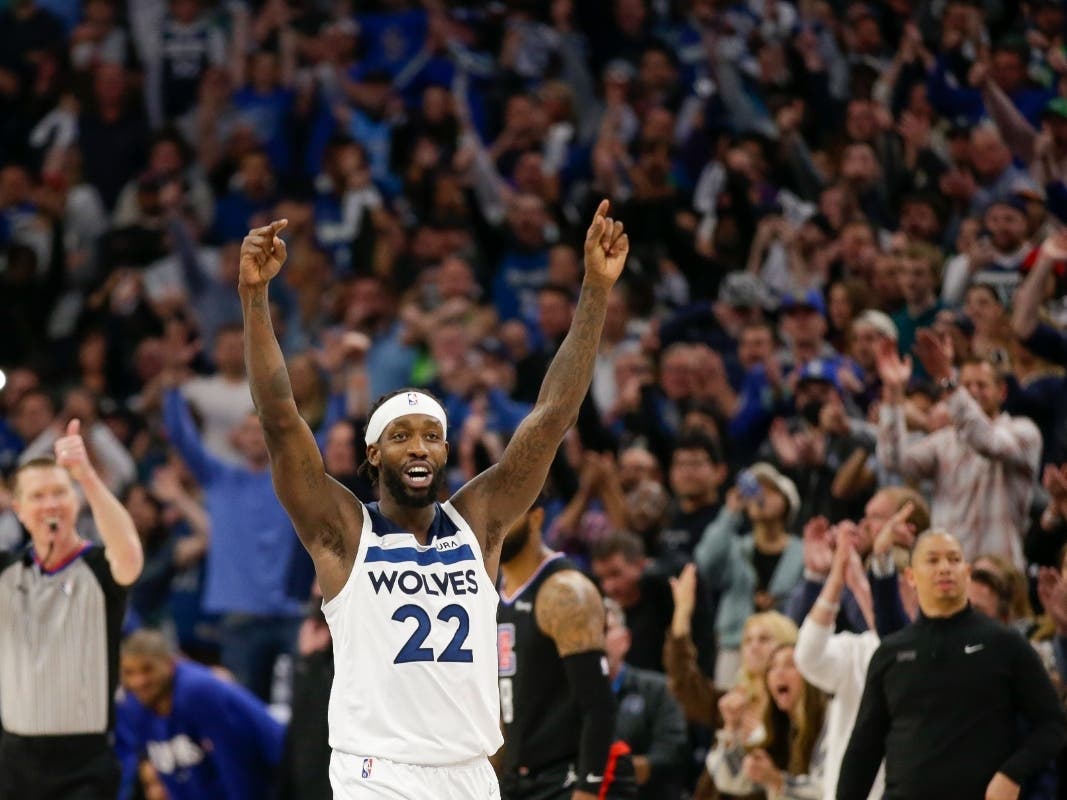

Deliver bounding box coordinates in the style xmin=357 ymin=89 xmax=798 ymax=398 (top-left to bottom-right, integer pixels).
xmin=66 ymin=418 xmax=80 ymax=438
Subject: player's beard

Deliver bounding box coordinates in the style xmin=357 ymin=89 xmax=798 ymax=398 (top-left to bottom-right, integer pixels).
xmin=499 ymin=518 xmax=531 ymax=564
xmin=380 ymin=463 xmax=446 ymax=508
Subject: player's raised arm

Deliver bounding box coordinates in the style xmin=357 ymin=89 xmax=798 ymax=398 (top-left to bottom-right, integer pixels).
xmin=238 ymin=220 xmax=359 ymax=597
xmin=453 ymin=200 xmax=628 ymax=552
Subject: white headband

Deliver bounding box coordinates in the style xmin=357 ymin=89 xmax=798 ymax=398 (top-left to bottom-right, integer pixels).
xmin=365 ymin=392 xmax=448 ymax=446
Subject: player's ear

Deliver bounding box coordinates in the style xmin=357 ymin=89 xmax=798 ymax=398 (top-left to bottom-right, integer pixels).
xmin=366 ymin=444 xmax=381 ymax=467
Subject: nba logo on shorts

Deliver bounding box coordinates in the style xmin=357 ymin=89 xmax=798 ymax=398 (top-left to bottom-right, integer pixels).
xmin=362 ymin=758 xmax=374 ymax=779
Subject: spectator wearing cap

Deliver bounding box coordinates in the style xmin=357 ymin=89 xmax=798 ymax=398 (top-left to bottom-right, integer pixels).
xmin=660 ymin=271 xmax=769 ymax=376
xmin=890 ymin=242 xmax=943 ymax=372
xmin=694 ymin=462 xmax=804 ymax=688
xmin=875 ymin=330 xmax=1041 ymax=570
xmin=767 ymin=360 xmax=876 ymax=526
xmin=777 ymin=288 xmax=837 ymax=374
xmin=847 ymin=310 xmax=898 ymax=414
xmin=942 ymin=198 xmax=1034 ymax=307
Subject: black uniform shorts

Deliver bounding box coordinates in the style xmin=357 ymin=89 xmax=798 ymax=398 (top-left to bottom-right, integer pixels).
xmin=0 ymin=732 xmax=120 ymax=800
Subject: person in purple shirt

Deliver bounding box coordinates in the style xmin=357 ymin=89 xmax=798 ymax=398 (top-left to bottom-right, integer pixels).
xmin=116 ymin=629 xmax=285 ymax=800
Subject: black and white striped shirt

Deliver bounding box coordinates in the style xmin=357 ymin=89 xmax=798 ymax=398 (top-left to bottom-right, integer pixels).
xmin=0 ymin=545 xmax=126 ymax=736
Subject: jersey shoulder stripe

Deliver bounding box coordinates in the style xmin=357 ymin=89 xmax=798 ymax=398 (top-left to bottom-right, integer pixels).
xmin=364 ymin=544 xmax=476 ymax=566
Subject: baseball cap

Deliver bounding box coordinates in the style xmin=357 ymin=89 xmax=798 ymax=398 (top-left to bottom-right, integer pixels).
xmin=853 ymin=309 xmax=898 ymax=341
xmin=946 ymin=115 xmax=974 ymax=139
xmin=779 ymin=288 xmax=826 ymax=316
xmin=985 ymin=194 xmax=1029 ymax=217
xmin=718 ymin=272 xmax=771 ymax=310
xmin=745 ymin=462 xmax=801 ymax=523
xmin=795 ymin=358 xmax=841 ymax=390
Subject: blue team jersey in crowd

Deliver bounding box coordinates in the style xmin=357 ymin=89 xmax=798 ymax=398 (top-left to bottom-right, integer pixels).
xmin=117 ymin=660 xmax=285 ymax=800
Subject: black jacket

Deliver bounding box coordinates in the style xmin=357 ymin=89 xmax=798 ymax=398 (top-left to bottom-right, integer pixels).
xmin=838 ymin=604 xmax=1067 ymax=800
xmin=613 ymin=666 xmax=688 ymax=800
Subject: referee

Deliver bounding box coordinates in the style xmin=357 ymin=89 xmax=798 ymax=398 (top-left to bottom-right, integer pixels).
xmin=0 ymin=419 xmax=143 ymax=799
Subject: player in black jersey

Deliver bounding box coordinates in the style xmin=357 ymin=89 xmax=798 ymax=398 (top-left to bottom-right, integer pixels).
xmin=497 ymin=504 xmax=637 ymax=800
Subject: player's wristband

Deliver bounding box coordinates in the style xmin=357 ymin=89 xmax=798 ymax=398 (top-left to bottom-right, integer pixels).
xmin=561 ymin=650 xmax=615 ymax=792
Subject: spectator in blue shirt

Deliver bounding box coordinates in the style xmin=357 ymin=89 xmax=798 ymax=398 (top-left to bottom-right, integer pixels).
xmin=212 ymin=149 xmax=279 ymax=244
xmin=162 ymin=382 xmax=304 ymax=700
xmin=117 ymin=629 xmax=285 ymax=800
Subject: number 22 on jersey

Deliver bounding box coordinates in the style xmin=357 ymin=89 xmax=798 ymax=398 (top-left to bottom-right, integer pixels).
xmin=392 ymin=604 xmax=474 ymax=663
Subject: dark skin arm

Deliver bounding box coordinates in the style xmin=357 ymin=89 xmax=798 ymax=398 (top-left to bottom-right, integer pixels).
xmin=452 ymin=200 xmax=629 ymax=575
xmin=535 ymin=569 xmax=608 ymax=800
xmin=239 ymin=220 xmax=362 ymax=601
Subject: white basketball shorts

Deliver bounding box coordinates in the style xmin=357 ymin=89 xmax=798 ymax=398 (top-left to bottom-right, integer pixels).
xmin=330 ymin=750 xmax=501 ymax=799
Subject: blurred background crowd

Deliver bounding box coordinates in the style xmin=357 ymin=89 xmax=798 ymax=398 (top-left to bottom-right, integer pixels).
xmin=3 ymin=0 xmax=1067 ymax=796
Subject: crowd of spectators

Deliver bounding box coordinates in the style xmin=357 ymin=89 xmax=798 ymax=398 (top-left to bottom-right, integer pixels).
xmin=4 ymin=0 xmax=1067 ymax=796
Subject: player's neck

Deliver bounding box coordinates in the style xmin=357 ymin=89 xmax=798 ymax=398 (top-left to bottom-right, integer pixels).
xmin=500 ymin=542 xmax=554 ymax=595
xmin=378 ymin=496 xmax=437 ymax=543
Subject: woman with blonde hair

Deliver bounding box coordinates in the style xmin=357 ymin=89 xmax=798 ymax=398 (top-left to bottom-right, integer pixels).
xmin=707 ymin=643 xmax=830 ymax=799
xmin=666 ymin=568 xmax=798 ymax=798
xmin=730 ymin=611 xmax=801 ymax=716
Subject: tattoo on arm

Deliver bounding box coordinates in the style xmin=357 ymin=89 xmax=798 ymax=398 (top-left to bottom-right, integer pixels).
xmin=536 ymin=571 xmax=606 ymax=657
xmin=465 ymin=283 xmax=610 ymax=539
xmin=535 ymin=283 xmax=608 ymax=419
xmin=269 ymin=366 xmax=293 ymax=402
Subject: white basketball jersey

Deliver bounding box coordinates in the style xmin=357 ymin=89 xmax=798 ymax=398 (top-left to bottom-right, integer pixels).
xmin=323 ymin=500 xmax=503 ymax=765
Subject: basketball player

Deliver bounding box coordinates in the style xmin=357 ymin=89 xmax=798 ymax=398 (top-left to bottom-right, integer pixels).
xmin=498 ymin=504 xmax=637 ymax=800
xmin=238 ymin=201 xmax=629 ymax=799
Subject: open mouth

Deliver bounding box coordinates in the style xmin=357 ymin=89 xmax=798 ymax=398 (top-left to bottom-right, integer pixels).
xmin=402 ymin=463 xmax=434 ymax=489
xmin=771 ymin=683 xmax=792 ymax=704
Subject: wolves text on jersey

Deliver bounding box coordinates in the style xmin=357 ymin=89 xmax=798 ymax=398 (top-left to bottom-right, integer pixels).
xmin=368 ymin=568 xmax=479 ymax=596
